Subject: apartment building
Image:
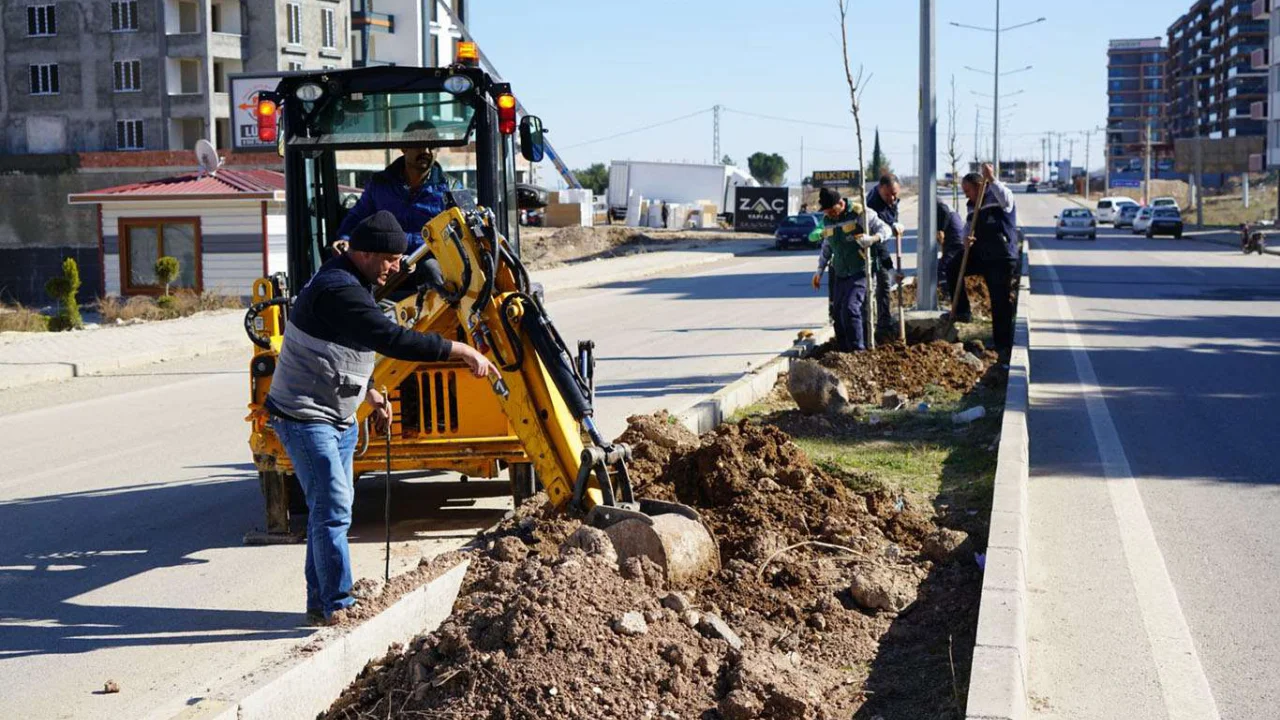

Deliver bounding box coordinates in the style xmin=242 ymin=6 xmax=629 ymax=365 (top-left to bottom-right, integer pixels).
xmin=352 ymin=0 xmax=466 ymax=68
xmin=1260 ymin=0 xmax=1280 ymax=168
xmin=1106 ymin=38 xmax=1172 ymax=176
xmin=0 ymin=0 xmax=352 ymax=154
xmin=1167 ymin=0 xmax=1268 ymax=142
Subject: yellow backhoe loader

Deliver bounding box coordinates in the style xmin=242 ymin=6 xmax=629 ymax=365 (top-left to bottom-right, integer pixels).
xmin=239 ymin=56 xmax=717 ymax=585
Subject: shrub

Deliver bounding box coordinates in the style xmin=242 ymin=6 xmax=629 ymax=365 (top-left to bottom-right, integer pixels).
xmin=154 ymin=256 xmax=180 ymax=297
xmin=0 ymin=303 xmax=50 ymax=332
xmin=44 ymin=257 xmax=83 ymax=331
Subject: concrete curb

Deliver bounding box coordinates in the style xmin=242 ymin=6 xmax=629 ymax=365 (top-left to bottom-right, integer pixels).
xmin=0 ymin=242 xmax=769 ymax=392
xmin=673 ymin=325 xmax=835 ymax=435
xmin=966 ymin=247 xmax=1033 ymax=720
xmin=173 ymin=560 xmax=470 ymax=720
xmin=1182 ymin=231 xmax=1280 ymax=256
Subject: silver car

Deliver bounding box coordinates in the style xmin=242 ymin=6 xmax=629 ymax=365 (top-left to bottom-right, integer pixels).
xmin=1055 ymin=208 xmax=1097 ymax=240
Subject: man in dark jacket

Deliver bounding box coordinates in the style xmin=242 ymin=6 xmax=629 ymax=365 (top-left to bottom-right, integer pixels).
xmin=267 ymin=211 xmax=496 ymax=625
xmin=865 ymin=174 xmax=906 ymax=334
xmin=336 ymin=120 xmax=451 ymax=254
xmin=956 ymin=164 xmax=1019 ymax=358
xmin=812 ymin=187 xmax=893 ymax=351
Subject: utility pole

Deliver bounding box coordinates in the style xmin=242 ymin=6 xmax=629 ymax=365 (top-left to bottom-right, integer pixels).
xmin=713 ymin=105 xmax=721 ymax=166
xmin=1083 ymin=130 xmax=1091 ymax=198
xmin=1102 ymin=126 xmax=1110 ymax=195
xmin=799 ymin=136 xmax=804 ymax=183
xmin=1067 ymin=137 xmax=1075 ymax=191
xmin=974 ymin=107 xmax=980 ymax=165
xmin=917 ymin=0 xmax=939 ymax=311
xmin=1193 ymin=80 xmax=1204 ymax=227
xmin=993 ymin=0 xmax=1000 ymax=176
xmin=1143 ymin=120 xmax=1152 ymax=206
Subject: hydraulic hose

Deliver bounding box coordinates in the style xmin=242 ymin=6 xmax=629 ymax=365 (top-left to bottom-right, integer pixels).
xmin=244 ymin=297 xmax=290 ymax=350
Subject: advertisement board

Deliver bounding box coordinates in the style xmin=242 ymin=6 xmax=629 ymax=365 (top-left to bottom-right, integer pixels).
xmin=228 ymin=72 xmax=291 ymax=151
xmin=810 ymin=169 xmax=862 ymax=187
xmin=734 ymin=187 xmax=789 ymax=233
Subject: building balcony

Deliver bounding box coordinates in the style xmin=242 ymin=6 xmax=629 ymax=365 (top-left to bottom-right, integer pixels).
xmin=209 ymin=31 xmax=245 ymax=59
xmin=1254 ymin=0 xmax=1270 ymax=19
xmin=166 ymin=32 xmax=205 ymax=58
xmin=1250 ymin=100 xmax=1267 ymax=119
xmin=167 ymin=91 xmax=208 ymax=118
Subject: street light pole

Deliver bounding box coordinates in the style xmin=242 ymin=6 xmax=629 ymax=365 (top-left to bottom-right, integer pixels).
xmin=993 ymin=0 xmax=1000 ymax=176
xmin=950 ymin=9 xmax=1044 ymax=179
xmin=917 ymin=0 xmax=938 ymax=311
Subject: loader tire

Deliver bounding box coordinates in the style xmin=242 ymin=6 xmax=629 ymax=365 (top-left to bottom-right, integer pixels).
xmin=509 ymin=463 xmax=538 ymax=506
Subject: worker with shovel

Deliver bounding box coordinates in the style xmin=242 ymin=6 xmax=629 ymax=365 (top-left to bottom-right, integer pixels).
xmin=865 ymin=174 xmax=907 ymax=338
xmin=955 ymin=164 xmax=1019 ymax=360
xmin=265 ymin=211 xmax=497 ymax=626
xmin=812 ymin=187 xmax=893 ymax=352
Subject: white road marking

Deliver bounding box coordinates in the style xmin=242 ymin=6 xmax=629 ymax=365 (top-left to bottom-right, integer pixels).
xmin=1038 ymin=246 xmax=1221 ymax=720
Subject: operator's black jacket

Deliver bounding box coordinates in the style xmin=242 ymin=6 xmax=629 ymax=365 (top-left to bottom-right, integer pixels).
xmin=266 ymin=254 xmax=452 ymax=427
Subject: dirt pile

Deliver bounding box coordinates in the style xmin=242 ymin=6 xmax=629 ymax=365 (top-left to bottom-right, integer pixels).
xmin=326 ymin=420 xmax=973 ymax=720
xmin=520 ymin=226 xmax=755 ymax=270
xmin=892 ymin=276 xmax=992 ymax=319
xmin=814 ymin=340 xmax=997 ymax=405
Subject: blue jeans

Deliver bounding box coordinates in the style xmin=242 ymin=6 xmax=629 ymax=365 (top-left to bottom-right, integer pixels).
xmin=832 ymin=274 xmax=868 ymax=352
xmin=270 ymin=416 xmax=359 ymax=616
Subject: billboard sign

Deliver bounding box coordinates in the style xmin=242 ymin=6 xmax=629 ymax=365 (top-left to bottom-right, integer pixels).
xmin=810 ymin=169 xmax=862 ymax=187
xmin=1174 ymin=136 xmax=1264 ymax=173
xmin=734 ymin=187 xmax=789 ymax=233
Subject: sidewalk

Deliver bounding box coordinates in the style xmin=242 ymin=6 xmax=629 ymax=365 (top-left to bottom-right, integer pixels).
xmin=0 ymin=239 xmax=769 ymax=391
xmin=1179 ymin=227 xmax=1280 ymax=256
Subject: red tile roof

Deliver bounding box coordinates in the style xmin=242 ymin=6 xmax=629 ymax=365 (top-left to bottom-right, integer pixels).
xmin=68 ymin=169 xmax=286 ymax=203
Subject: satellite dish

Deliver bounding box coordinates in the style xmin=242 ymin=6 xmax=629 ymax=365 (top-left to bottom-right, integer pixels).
xmin=194 ymin=139 xmax=223 ymax=176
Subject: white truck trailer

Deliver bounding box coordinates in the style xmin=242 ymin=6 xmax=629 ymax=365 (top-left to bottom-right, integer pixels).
xmin=606 ymin=160 xmax=756 ymax=220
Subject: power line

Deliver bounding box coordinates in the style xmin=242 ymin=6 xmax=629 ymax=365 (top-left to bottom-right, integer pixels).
xmin=721 ymin=107 xmax=919 ymax=134
xmin=561 ymin=107 xmax=714 ymax=149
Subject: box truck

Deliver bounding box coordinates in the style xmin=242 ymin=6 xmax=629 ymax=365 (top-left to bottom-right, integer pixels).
xmin=606 ymin=161 xmax=757 ymax=220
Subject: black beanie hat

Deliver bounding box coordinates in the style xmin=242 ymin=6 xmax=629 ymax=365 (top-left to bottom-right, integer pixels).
xmin=350 ymin=210 xmax=408 ymax=254
xmin=818 ymin=187 xmax=841 ymax=210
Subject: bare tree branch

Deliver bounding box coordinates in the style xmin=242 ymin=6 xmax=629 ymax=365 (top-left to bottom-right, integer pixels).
xmin=837 ymin=0 xmax=873 ymax=349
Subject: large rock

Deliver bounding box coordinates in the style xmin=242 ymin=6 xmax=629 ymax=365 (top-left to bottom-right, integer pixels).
xmin=849 ymin=566 xmax=918 ymax=613
xmin=786 ymin=359 xmax=849 ymax=415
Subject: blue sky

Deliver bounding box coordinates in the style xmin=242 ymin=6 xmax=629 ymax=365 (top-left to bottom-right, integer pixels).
xmin=473 ymin=0 xmax=1182 ymax=186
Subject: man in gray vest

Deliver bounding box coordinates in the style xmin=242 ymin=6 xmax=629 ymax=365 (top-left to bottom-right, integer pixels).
xmin=266 ymin=210 xmax=496 ymax=625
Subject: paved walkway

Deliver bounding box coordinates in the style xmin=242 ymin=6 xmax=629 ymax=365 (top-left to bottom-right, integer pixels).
xmin=0 ymin=239 xmax=769 ymax=391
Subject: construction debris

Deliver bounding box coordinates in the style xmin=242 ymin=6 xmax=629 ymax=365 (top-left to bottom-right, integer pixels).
xmin=813 ymin=340 xmax=999 ymax=406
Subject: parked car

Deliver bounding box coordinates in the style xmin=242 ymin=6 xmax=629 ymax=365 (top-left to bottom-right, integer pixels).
xmin=1095 ymin=196 xmax=1139 ymax=223
xmin=1114 ymin=203 xmax=1141 ymax=229
xmin=1151 ymin=196 xmax=1179 ymax=210
xmin=774 ymin=213 xmax=824 ymax=249
xmin=1131 ymin=206 xmax=1154 ymax=234
xmin=1055 ymin=207 xmax=1097 ymax=239
xmin=1146 ymin=206 xmax=1184 ymax=238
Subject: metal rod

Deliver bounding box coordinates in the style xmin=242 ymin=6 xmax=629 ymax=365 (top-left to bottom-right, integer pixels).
xmin=382 ymin=385 xmax=391 ymax=584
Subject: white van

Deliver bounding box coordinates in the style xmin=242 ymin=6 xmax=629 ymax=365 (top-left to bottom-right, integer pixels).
xmin=1095 ymin=196 xmax=1139 ymax=224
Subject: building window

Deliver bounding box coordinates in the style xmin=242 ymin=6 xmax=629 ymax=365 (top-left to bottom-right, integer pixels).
xmin=29 ymin=64 xmax=59 ymax=95
xmin=321 ymin=8 xmax=336 ymax=48
xmin=287 ymin=61 xmax=303 ymax=71
xmin=120 ymin=219 xmax=201 ymax=294
xmin=287 ymin=3 xmax=301 ymax=44
xmin=114 ymin=60 xmax=141 ymax=92
xmin=112 ymin=0 xmax=139 ymax=31
xmin=117 ymin=119 xmax=145 ymax=149
xmin=27 ymin=4 xmax=57 ymax=35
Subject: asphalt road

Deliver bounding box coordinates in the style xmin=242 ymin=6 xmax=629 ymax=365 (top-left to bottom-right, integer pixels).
xmin=1023 ymin=193 xmax=1280 ymax=719
xmin=0 ymin=239 xmax=839 ymax=719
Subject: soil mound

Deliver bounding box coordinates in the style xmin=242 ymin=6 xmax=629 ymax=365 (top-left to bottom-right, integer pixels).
xmin=326 ymin=419 xmax=962 ymax=720
xmin=815 ymin=340 xmax=995 ymax=404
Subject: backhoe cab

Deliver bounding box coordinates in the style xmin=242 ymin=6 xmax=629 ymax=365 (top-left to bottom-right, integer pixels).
xmin=241 ymin=64 xmax=718 ymax=586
